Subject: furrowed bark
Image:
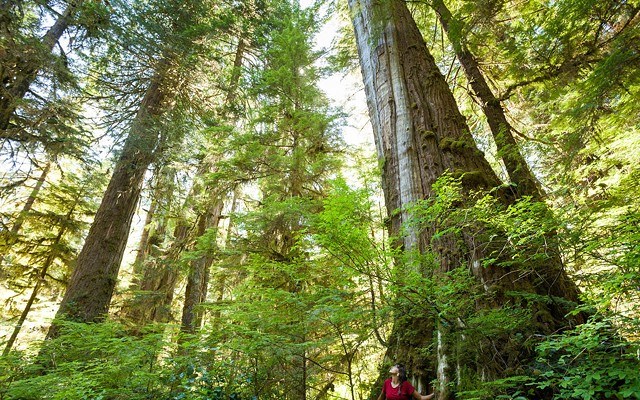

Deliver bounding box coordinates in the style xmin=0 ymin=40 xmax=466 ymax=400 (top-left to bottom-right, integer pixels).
xmin=350 ymin=0 xmax=582 ymax=397
xmin=431 ymin=0 xmax=542 ymax=199
xmin=47 ymin=58 xmax=173 ymax=336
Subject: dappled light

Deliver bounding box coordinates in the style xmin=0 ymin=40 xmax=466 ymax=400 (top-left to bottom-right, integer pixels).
xmin=1 ymin=0 xmax=638 ymax=399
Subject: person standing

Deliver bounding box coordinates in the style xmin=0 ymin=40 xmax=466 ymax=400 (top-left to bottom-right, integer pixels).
xmin=377 ymin=364 xmax=435 ymax=400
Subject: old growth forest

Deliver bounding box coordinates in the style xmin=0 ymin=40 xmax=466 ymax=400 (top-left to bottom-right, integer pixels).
xmin=1 ymin=0 xmax=639 ymax=398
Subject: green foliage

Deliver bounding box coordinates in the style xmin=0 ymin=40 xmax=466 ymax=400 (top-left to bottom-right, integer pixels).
xmin=405 ymin=173 xmax=640 ymax=397
xmin=531 ymin=319 xmax=640 ymax=399
xmin=2 ymin=0 xmax=640 ymax=399
xmin=461 ymin=319 xmax=640 ymax=399
xmin=0 ymin=321 xmax=259 ymax=400
xmin=2 ymin=321 xmax=167 ymax=400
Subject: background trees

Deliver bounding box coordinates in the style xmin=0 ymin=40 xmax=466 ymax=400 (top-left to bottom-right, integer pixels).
xmin=0 ymin=0 xmax=638 ymax=399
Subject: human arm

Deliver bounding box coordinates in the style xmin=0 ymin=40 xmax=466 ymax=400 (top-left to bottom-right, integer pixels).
xmin=377 ymin=389 xmax=385 ymax=400
xmin=412 ymin=391 xmax=434 ymax=400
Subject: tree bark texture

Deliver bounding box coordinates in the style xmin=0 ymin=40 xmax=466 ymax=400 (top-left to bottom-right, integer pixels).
xmin=0 ymin=1 xmax=82 ymax=134
xmin=179 ymin=197 xmax=224 ymax=335
xmin=47 ymin=59 xmax=173 ymax=334
xmin=430 ymin=0 xmax=542 ymax=199
xmin=127 ymin=36 xmax=246 ymax=329
xmin=349 ymin=0 xmax=582 ymax=396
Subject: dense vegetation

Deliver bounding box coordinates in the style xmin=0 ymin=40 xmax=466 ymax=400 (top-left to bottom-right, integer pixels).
xmin=0 ymin=0 xmax=638 ymax=399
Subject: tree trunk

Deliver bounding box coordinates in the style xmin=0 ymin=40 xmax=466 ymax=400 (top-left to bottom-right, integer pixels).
xmin=3 ymin=187 xmax=78 ymax=354
xmin=130 ymin=167 xmax=177 ymax=292
xmin=3 ymin=226 xmax=65 ymax=355
xmin=179 ymin=198 xmax=224 ymax=335
xmin=133 ymin=195 xmax=158 ymax=271
xmin=0 ymin=1 xmax=82 ymax=134
xmin=0 ymin=161 xmax=50 ymax=270
xmin=430 ymin=0 xmax=542 ymax=199
xmin=349 ymin=0 xmax=582 ymax=397
xmin=125 ymin=164 xmax=199 ymax=326
xmin=129 ymin=190 xmax=159 ymax=289
xmin=47 ymin=59 xmax=172 ymax=336
xmin=178 ymin=38 xmax=245 ymax=335
xmin=209 ymin=185 xmax=240 ymax=323
xmin=126 ymin=219 xmax=187 ymax=326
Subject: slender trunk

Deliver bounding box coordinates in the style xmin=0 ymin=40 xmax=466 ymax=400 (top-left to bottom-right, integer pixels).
xmin=347 ymin=353 xmax=355 ymax=400
xmin=130 ymin=192 xmax=159 ymax=286
xmin=3 ymin=226 xmax=65 ymax=355
xmin=224 ymin=38 xmax=245 ymax=106
xmin=179 ymin=39 xmax=245 ymax=335
xmin=128 ymin=165 xmax=179 ymax=294
xmin=0 ymin=1 xmax=82 ymax=133
xmin=125 ymin=221 xmax=175 ymax=326
xmin=179 ymin=198 xmax=224 ymax=334
xmin=431 ymin=0 xmax=541 ymax=198
xmin=126 ymin=166 xmax=195 ymax=325
xmin=1 ymin=161 xmax=50 ymax=268
xmin=301 ymin=348 xmax=307 ymax=400
xmin=47 ymin=59 xmax=172 ymax=336
xmin=4 ymin=187 xmax=77 ymax=354
xmin=209 ymin=186 xmax=240 ymax=323
xmin=350 ymin=0 xmax=582 ymax=397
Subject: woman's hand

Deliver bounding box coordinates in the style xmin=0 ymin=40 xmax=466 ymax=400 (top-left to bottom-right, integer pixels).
xmin=420 ymin=393 xmax=435 ymax=400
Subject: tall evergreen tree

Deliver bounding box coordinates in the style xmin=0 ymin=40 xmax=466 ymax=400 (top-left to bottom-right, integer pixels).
xmin=429 ymin=0 xmax=542 ymax=198
xmin=1 ymin=0 xmax=82 ymax=134
xmin=349 ymin=0 xmax=583 ymax=397
xmin=46 ymin=0 xmax=236 ymax=333
xmin=207 ymin=3 xmax=358 ymax=398
xmin=1 ymin=165 xmax=105 ymax=354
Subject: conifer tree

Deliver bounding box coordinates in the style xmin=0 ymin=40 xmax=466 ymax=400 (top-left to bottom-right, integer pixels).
xmin=178 ymin=37 xmax=248 ymax=336
xmin=429 ymin=0 xmax=542 ymax=198
xmin=46 ymin=0 xmax=237 ymax=333
xmin=1 ymin=0 xmax=82 ymax=134
xmin=1 ymin=165 xmax=105 ymax=354
xmin=209 ymin=3 xmax=354 ymax=398
xmin=349 ymin=0 xmax=584 ymax=396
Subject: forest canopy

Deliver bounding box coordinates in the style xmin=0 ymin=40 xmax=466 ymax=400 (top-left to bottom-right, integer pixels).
xmin=0 ymin=0 xmax=639 ymax=399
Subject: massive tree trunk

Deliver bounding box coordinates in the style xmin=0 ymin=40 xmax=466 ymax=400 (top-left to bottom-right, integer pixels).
xmin=46 ymin=59 xmax=173 ymax=336
xmin=0 ymin=1 xmax=82 ymax=134
xmin=349 ymin=0 xmax=582 ymax=397
xmin=430 ymin=0 xmax=541 ymax=199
